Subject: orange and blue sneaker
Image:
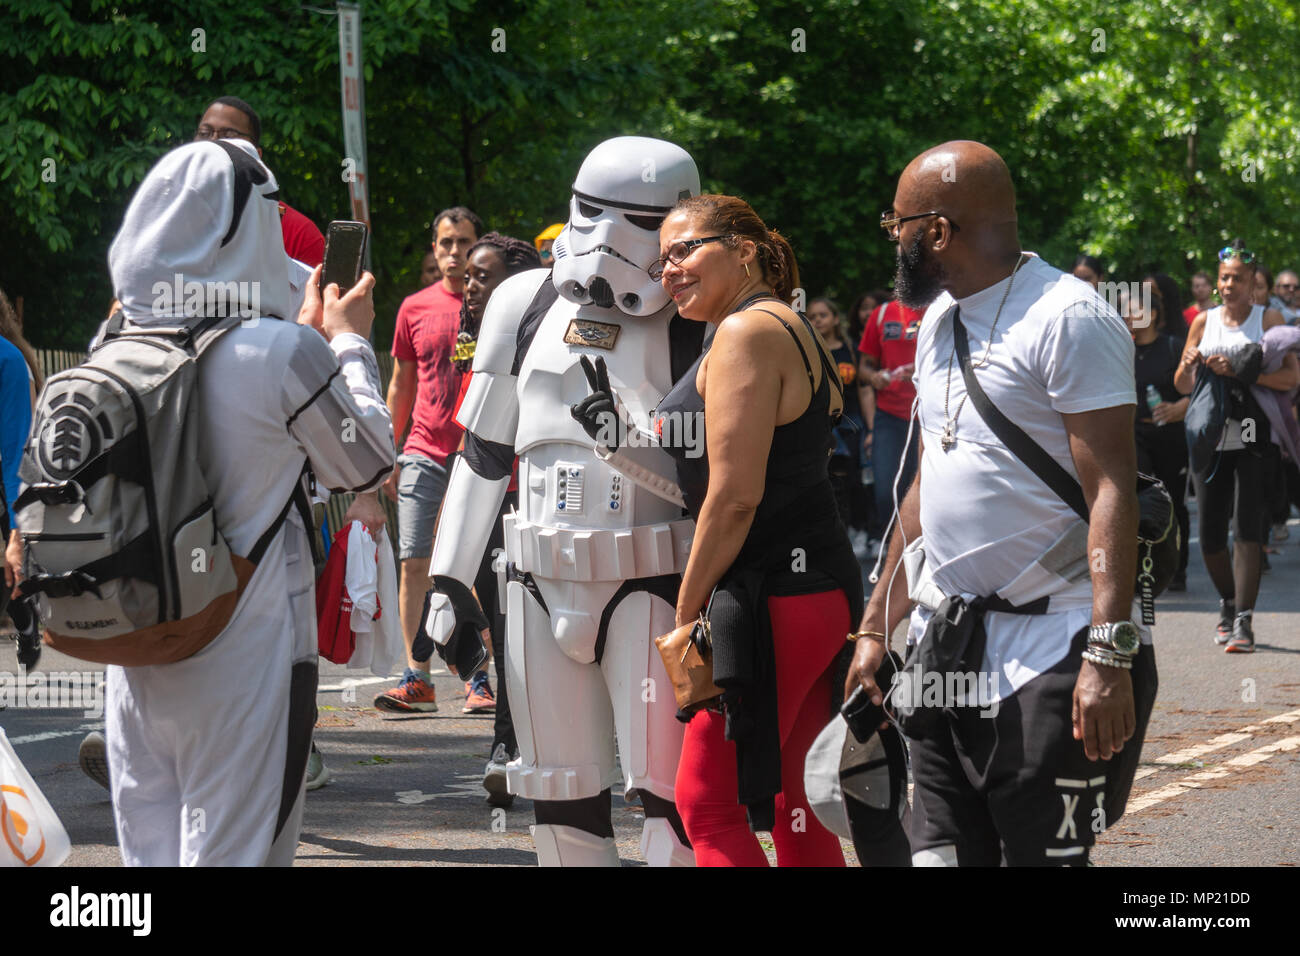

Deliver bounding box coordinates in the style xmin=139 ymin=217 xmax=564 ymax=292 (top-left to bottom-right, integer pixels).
xmin=463 ymin=671 xmax=496 ymax=714
xmin=1225 ymin=614 xmax=1255 ymax=654
xmin=373 ymin=667 xmax=438 ymax=712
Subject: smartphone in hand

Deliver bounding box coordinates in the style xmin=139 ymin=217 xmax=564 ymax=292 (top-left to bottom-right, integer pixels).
xmin=319 ymin=220 xmax=368 ymax=293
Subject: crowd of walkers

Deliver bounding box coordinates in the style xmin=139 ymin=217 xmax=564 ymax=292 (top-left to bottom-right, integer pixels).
xmin=812 ymin=242 xmax=1300 ymax=647
xmin=5 ymin=94 xmax=1300 ymax=870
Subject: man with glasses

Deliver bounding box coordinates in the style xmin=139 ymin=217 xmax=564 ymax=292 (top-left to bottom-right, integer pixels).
xmin=195 ymin=96 xmax=324 ymax=267
xmin=846 ymin=140 xmax=1157 ymax=866
xmin=1270 ymin=269 xmax=1299 ymax=325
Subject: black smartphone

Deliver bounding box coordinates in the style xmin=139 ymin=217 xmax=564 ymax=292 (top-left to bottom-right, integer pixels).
xmin=319 ymin=220 xmax=368 ymax=293
xmin=841 ymin=686 xmax=888 ymax=743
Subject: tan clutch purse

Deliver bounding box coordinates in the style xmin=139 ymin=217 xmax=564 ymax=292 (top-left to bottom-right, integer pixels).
xmin=654 ymin=610 xmax=723 ymax=711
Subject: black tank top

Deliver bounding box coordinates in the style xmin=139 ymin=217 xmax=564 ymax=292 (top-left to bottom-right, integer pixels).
xmin=654 ymin=305 xmax=858 ymax=582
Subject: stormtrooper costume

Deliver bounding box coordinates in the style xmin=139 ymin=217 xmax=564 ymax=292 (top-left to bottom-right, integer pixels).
xmin=426 ymin=137 xmax=702 ymax=866
xmin=100 ymin=139 xmax=395 ymax=865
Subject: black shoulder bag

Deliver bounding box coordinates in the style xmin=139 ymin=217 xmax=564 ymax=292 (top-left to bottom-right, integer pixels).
xmin=952 ymin=308 xmax=1179 ymax=624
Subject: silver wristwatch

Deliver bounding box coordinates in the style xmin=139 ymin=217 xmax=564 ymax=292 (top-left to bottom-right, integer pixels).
xmin=1087 ymin=621 xmax=1141 ymax=659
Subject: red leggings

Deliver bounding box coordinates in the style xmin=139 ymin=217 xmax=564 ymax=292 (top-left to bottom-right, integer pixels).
xmin=674 ymin=589 xmax=849 ymax=867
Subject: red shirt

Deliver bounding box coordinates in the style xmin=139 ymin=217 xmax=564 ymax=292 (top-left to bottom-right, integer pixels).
xmin=392 ymin=282 xmax=465 ymax=465
xmin=279 ymin=202 xmax=325 ymax=267
xmin=1182 ymin=304 xmax=1201 ymax=325
xmin=858 ymin=301 xmax=923 ymax=420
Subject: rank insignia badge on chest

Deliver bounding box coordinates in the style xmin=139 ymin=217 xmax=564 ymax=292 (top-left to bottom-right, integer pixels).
xmin=563 ymin=318 xmax=621 ymax=350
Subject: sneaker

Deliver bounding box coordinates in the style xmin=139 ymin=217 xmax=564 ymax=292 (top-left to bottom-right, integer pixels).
xmin=463 ymin=671 xmax=496 ymax=714
xmin=483 ymin=742 xmax=513 ymax=807
xmin=306 ymin=742 xmax=331 ymax=791
xmin=78 ymin=731 xmax=111 ymax=791
xmin=1215 ymin=600 xmax=1236 ymax=645
xmin=1225 ymin=613 xmax=1255 ymax=654
xmin=373 ymin=667 xmax=438 ymax=712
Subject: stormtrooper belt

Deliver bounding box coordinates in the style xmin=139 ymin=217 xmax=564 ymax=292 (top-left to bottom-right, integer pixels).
xmin=502 ymin=514 xmax=693 ymax=582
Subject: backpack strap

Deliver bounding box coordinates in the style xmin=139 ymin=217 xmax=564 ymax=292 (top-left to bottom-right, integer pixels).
xmin=248 ymin=460 xmax=316 ymax=565
xmin=952 ymin=306 xmax=1090 ymax=521
xmin=98 ymin=310 xmax=241 ymax=346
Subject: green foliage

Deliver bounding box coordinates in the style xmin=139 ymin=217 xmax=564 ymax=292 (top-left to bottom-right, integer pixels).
xmin=2 ymin=0 xmax=1298 ymax=347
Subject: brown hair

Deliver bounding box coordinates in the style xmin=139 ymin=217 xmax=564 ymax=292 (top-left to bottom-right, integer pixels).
xmin=0 ymin=288 xmax=43 ymax=392
xmin=672 ymin=194 xmax=801 ymax=304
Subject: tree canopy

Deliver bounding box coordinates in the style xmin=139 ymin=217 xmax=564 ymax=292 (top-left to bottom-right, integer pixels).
xmin=3 ymin=0 xmax=1297 ymax=347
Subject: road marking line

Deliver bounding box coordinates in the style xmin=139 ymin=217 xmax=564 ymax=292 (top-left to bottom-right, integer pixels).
xmin=7 ymin=721 xmax=104 ymax=746
xmin=1133 ymin=708 xmax=1300 ymax=780
xmin=1127 ymin=735 xmax=1300 ymax=815
xmin=318 ymin=668 xmax=449 ymax=692
xmin=317 ymin=676 xmax=392 ymax=692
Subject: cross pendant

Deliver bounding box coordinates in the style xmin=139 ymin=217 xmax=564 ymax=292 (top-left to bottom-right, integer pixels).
xmin=941 ymin=420 xmax=956 ymax=451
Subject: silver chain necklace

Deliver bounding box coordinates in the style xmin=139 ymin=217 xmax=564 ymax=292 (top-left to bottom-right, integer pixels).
xmin=941 ymin=253 xmax=1028 ymax=452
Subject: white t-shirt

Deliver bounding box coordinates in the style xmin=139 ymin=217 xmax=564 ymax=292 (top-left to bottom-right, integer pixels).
xmin=908 ymin=254 xmax=1142 ymax=701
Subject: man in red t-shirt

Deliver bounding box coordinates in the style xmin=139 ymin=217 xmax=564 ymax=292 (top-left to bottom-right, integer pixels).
xmin=858 ymin=298 xmax=923 ymax=539
xmin=374 ymin=207 xmax=482 ymax=713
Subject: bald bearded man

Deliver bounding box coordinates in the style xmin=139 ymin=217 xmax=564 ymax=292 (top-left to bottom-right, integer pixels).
xmin=846 ymin=141 xmax=1158 ymax=866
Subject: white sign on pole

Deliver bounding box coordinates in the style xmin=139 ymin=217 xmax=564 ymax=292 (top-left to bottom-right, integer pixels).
xmin=337 ymin=1 xmax=371 ymax=263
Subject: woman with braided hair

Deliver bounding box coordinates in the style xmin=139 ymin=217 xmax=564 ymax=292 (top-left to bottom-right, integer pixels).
xmin=454 ymin=232 xmax=544 ymax=373
xmin=441 ymin=232 xmax=541 ymax=802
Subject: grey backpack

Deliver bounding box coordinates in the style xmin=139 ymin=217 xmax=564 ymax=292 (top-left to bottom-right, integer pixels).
xmin=15 ymin=311 xmax=309 ymax=665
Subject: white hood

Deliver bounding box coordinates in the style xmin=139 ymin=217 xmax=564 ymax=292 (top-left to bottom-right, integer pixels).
xmin=108 ymin=138 xmax=292 ymax=324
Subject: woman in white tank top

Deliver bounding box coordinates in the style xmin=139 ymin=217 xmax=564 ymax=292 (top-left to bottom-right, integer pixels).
xmin=1196 ymin=301 xmax=1264 ymax=451
xmin=1174 ymin=243 xmax=1299 ymax=653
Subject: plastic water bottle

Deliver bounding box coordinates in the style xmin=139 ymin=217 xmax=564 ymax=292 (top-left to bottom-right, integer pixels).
xmin=1146 ymin=385 xmax=1162 ymax=422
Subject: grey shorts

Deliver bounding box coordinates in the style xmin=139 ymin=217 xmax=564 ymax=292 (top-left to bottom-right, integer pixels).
xmin=396 ymin=452 xmax=449 ymax=560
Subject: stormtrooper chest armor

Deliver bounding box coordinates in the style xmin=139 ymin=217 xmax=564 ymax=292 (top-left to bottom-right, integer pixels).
xmin=504 ymin=297 xmax=691 ymax=580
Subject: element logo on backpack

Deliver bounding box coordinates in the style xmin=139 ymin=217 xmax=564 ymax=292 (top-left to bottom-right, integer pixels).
xmin=38 ymin=392 xmax=110 ymax=479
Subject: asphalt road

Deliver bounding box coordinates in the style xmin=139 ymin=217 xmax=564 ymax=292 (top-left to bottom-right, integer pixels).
xmin=3 ymin=507 xmax=1297 ymax=867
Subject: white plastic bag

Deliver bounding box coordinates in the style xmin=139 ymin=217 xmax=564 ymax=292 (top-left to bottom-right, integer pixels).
xmin=347 ymin=527 xmax=403 ymax=678
xmin=0 ymin=726 xmax=71 ymax=867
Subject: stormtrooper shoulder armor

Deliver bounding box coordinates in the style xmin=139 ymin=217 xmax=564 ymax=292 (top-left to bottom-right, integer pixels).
xmin=471 ymin=268 xmax=553 ymax=375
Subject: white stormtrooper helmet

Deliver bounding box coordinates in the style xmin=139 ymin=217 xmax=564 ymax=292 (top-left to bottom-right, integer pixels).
xmin=551 ymin=136 xmax=700 ymax=316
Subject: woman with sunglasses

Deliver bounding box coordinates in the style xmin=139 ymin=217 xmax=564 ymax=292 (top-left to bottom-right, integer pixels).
xmin=645 ymin=195 xmax=863 ymax=865
xmin=1175 ymin=240 xmax=1299 ymax=652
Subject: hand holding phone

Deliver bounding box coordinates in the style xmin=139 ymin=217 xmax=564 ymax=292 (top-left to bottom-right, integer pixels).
xmin=841 ymin=685 xmax=889 ymax=742
xmin=320 ymin=220 xmax=368 ymax=294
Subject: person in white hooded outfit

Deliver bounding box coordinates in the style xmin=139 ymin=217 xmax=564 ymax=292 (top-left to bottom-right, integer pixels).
xmin=98 ymin=138 xmax=395 ymax=866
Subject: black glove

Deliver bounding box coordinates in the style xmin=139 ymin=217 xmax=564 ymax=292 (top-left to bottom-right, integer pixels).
xmin=569 ymin=355 xmax=623 ymax=453
xmin=413 ymin=576 xmax=489 ymax=678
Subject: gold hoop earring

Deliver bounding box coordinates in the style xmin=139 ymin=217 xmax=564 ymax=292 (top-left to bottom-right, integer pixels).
xmin=744 ymin=263 xmax=751 ymax=278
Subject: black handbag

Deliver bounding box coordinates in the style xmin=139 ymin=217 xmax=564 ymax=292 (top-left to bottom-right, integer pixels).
xmin=952 ymin=308 xmax=1179 ymax=625
xmin=891 ymin=594 xmax=986 ymax=739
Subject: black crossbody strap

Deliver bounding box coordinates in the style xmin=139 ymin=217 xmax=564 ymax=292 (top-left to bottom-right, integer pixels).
xmin=952 ymin=307 xmax=1090 ymax=522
